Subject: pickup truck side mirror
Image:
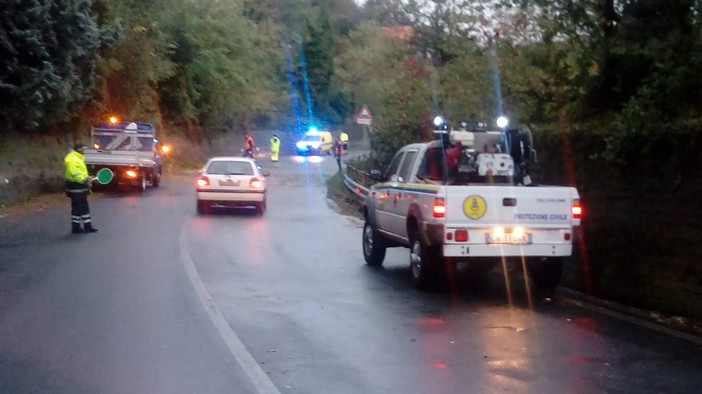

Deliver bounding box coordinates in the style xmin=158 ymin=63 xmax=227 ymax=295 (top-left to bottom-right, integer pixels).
xmin=369 ymin=169 xmax=383 ymax=182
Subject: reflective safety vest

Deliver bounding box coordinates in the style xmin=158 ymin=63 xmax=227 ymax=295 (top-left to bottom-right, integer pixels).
xmin=270 ymin=136 xmax=281 ymax=152
xmin=340 ymin=132 xmax=349 ymax=142
xmin=64 ymin=150 xmax=88 ymax=183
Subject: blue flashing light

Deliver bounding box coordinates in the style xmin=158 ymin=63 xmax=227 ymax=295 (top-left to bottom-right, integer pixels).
xmin=308 ymin=126 xmax=318 ymax=133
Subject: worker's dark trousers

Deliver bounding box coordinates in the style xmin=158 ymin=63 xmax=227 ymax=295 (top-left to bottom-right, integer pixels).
xmin=66 ymin=181 xmax=92 ymax=231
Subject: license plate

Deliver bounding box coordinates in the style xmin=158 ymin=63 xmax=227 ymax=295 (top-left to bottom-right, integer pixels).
xmin=486 ymin=232 xmax=532 ymax=245
xmin=218 ymin=179 xmax=239 ymax=186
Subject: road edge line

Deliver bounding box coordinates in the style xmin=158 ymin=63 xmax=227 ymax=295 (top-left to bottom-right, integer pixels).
xmin=557 ymin=290 xmax=702 ymax=346
xmin=179 ymin=226 xmax=281 ymax=394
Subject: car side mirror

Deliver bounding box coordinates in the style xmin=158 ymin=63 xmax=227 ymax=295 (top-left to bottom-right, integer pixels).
xmin=369 ymin=169 xmax=383 ymax=182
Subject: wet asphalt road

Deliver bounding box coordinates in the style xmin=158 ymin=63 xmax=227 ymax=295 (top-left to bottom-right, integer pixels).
xmin=1 ymin=152 xmax=702 ymax=394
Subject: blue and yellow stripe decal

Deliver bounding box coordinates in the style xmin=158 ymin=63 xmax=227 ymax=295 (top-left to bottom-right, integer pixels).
xmin=373 ymin=182 xmax=440 ymax=195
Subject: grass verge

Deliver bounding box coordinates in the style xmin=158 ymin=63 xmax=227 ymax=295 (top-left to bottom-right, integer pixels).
xmin=326 ymin=171 xmax=363 ymax=219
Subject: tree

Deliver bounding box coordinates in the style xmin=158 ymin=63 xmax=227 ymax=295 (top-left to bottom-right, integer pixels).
xmin=154 ymin=0 xmax=287 ymax=136
xmin=0 ymin=0 xmax=108 ymax=133
xmin=95 ymin=0 xmax=176 ymax=124
xmin=372 ymin=57 xmax=434 ymax=163
xmin=301 ymin=2 xmax=338 ymax=125
xmin=363 ymin=0 xmax=412 ymax=26
xmin=334 ymin=22 xmax=409 ymax=121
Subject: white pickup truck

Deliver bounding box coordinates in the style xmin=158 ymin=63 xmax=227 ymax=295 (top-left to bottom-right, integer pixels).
xmin=362 ymin=126 xmax=582 ymax=290
xmin=83 ymin=121 xmax=163 ymax=192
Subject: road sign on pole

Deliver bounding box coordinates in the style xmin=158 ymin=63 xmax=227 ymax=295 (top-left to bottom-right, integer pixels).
xmin=356 ymin=105 xmax=372 ymax=125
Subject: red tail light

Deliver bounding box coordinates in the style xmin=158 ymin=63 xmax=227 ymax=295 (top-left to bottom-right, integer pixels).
xmin=196 ymin=176 xmax=209 ymax=187
xmin=571 ymin=200 xmax=583 ymax=219
xmin=455 ymin=229 xmax=468 ymax=242
xmin=433 ymin=198 xmax=446 ymax=218
xmin=125 ymin=169 xmax=138 ymax=178
xmin=249 ymin=177 xmax=262 ymax=189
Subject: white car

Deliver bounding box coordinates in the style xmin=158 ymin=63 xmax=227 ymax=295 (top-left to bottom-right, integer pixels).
xmin=195 ymin=157 xmax=269 ymax=215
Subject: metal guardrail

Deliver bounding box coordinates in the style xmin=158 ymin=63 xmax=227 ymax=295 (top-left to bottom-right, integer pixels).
xmin=342 ymin=162 xmax=371 ymax=204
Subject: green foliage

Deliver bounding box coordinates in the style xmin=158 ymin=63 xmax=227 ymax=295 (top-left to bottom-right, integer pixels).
xmin=94 ymin=0 xmax=176 ymax=125
xmin=0 ymin=0 xmax=108 ymax=133
xmin=371 ymin=58 xmax=434 ymax=164
xmin=158 ymin=0 xmax=285 ymax=132
xmin=436 ymin=47 xmax=497 ymax=124
xmin=301 ymin=3 xmax=338 ymax=126
xmin=363 ymin=0 xmax=412 ymax=26
xmin=334 ymin=22 xmax=408 ymax=119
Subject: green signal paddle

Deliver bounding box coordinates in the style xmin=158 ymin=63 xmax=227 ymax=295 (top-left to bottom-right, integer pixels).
xmin=93 ymin=168 xmax=114 ymax=185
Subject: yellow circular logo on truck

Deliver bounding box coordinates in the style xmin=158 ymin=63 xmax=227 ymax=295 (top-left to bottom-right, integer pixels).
xmin=464 ymin=195 xmax=487 ymax=219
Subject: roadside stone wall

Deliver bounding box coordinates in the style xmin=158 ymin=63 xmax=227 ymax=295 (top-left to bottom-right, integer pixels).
xmin=0 ymin=172 xmax=64 ymax=206
xmin=560 ymin=194 xmax=702 ymax=320
xmin=535 ymin=131 xmax=702 ymax=321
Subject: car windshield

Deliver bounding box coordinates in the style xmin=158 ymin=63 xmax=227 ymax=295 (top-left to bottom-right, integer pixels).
xmin=206 ymin=160 xmax=254 ymax=175
xmin=303 ymin=134 xmax=322 ymax=142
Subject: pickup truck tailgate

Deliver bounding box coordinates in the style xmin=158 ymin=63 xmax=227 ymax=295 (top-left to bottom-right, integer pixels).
xmin=444 ymin=185 xmax=578 ymax=227
xmin=84 ymin=149 xmax=157 ymax=167
xmin=442 ymin=185 xmax=579 ymax=257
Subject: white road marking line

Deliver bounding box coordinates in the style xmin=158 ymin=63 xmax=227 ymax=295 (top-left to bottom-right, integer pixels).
xmin=559 ymin=295 xmax=702 ymax=346
xmin=179 ymin=227 xmax=281 ymax=394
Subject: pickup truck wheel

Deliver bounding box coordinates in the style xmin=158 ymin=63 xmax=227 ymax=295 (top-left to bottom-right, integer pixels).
xmin=410 ymin=231 xmax=440 ymax=290
xmin=152 ymin=169 xmax=161 ymax=188
xmin=362 ymin=221 xmax=386 ymax=266
xmin=527 ymin=257 xmax=563 ymax=290
xmin=136 ymin=174 xmax=146 ymax=192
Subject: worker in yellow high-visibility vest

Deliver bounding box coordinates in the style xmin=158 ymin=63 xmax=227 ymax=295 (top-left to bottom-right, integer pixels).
xmin=340 ymin=131 xmax=349 ymax=153
xmin=270 ymin=134 xmax=281 ymax=162
xmin=64 ymin=143 xmax=98 ymax=233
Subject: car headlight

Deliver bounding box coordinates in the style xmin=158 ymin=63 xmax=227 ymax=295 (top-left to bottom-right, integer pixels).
xmin=296 ymin=141 xmax=305 ymax=149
